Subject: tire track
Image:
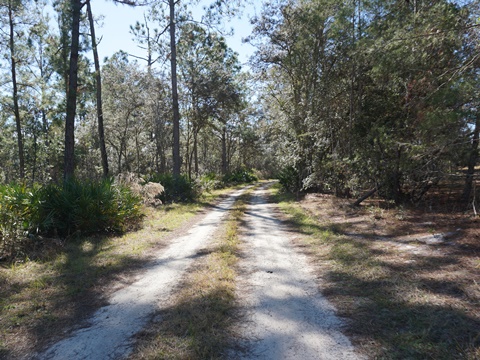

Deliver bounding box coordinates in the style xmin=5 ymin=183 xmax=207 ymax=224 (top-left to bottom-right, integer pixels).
xmin=231 ymin=183 xmax=364 ymax=359
xmin=35 ymin=188 xmax=247 ymax=360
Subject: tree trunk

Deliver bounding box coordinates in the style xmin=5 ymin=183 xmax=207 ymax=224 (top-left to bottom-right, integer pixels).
xmin=353 ymin=187 xmax=378 ymax=207
xmin=169 ymin=0 xmax=181 ymax=177
xmin=155 ymin=121 xmax=166 ymax=173
xmin=64 ymin=0 xmax=83 ymax=180
xmin=194 ymin=130 xmax=199 ymax=177
xmin=462 ymin=115 xmax=479 ymax=205
xmin=186 ymin=115 xmax=191 ymax=179
xmin=32 ymin=132 xmax=38 ymax=183
xmin=117 ymin=150 xmax=122 ymax=174
xmin=221 ymin=126 xmax=227 ymax=174
xmin=86 ymin=0 xmax=109 ymax=178
xmin=135 ymin=129 xmax=141 ymax=174
xmin=8 ymin=0 xmax=25 ymax=180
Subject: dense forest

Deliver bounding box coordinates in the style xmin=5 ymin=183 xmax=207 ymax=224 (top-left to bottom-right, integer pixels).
xmin=0 ymin=0 xmax=479 ymax=254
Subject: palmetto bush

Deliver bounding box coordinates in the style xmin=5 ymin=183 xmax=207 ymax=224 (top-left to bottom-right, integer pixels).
xmin=222 ymin=168 xmax=258 ymax=185
xmin=39 ymin=178 xmax=143 ymax=237
xmin=0 ymin=183 xmax=42 ymax=258
xmin=0 ymin=179 xmax=143 ymax=259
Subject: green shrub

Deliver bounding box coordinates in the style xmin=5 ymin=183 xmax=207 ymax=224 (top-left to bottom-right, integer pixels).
xmin=145 ymin=174 xmax=199 ymax=203
xmin=39 ymin=178 xmax=143 ymax=237
xmin=277 ymin=166 xmax=301 ymax=193
xmin=0 ymin=179 xmax=143 ymax=259
xmin=222 ymin=168 xmax=258 ymax=184
xmin=197 ymin=172 xmax=223 ymax=192
xmin=0 ymin=183 xmax=43 ymax=258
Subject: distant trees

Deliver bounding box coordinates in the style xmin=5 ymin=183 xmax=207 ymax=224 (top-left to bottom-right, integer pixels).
xmin=0 ymin=0 xmax=255 ymax=185
xmin=178 ymin=23 xmax=245 ymax=177
xmin=1 ymin=0 xmax=476 ymax=207
xmin=0 ymin=0 xmax=63 ymax=183
xmin=251 ymin=0 xmax=479 ymax=205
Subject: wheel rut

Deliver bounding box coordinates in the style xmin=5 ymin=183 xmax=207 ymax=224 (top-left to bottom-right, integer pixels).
xmin=230 ymin=183 xmax=364 ymax=359
xmin=35 ymin=188 xmax=247 ymax=360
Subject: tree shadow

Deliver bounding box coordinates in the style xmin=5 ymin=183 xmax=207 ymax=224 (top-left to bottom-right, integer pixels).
xmin=133 ymin=281 xmax=238 ymax=359
xmin=315 ymin=234 xmax=479 ymax=359
xmin=270 ymin=196 xmax=479 ymax=358
xmin=1 ymin=234 xmax=149 ymax=359
xmin=323 ymin=269 xmax=480 ymax=359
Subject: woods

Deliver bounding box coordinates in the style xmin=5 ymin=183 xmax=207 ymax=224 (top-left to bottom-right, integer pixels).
xmin=0 ymin=0 xmax=479 ymax=246
xmin=0 ymin=1 xmax=479 ymax=359
xmin=0 ymin=0 xmax=252 ymax=183
xmin=253 ymin=0 xmax=479 ymax=206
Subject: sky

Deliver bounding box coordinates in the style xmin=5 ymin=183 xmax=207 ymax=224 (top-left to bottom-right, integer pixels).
xmin=90 ymin=0 xmax=260 ymax=67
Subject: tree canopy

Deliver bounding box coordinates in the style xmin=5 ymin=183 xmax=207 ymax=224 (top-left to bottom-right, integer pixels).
xmin=0 ymin=0 xmax=478 ymax=206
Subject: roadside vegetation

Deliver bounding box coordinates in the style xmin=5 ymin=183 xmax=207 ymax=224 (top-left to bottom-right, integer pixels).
xmin=0 ymin=173 xmax=256 ymax=359
xmin=270 ymin=183 xmax=479 ymax=360
xmin=130 ymin=190 xmax=251 ymax=360
xmin=0 ymin=169 xmax=258 ymax=261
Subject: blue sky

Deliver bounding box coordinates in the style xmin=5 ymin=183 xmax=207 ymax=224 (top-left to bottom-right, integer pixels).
xmin=90 ymin=0 xmax=259 ymax=67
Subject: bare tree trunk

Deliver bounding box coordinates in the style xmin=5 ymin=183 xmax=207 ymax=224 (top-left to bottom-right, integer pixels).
xmin=353 ymin=187 xmax=378 ymax=207
xmin=117 ymin=150 xmax=122 ymax=174
xmin=155 ymin=122 xmax=166 ymax=173
xmin=64 ymin=0 xmax=83 ymax=180
xmin=32 ymin=132 xmax=38 ymax=183
xmin=185 ymin=116 xmax=191 ymax=179
xmin=8 ymin=0 xmax=25 ymax=180
xmin=221 ymin=126 xmax=227 ymax=174
xmin=169 ymin=0 xmax=181 ymax=177
xmin=194 ymin=130 xmax=199 ymax=177
xmin=462 ymin=115 xmax=479 ymax=205
xmin=86 ymin=0 xmax=109 ymax=178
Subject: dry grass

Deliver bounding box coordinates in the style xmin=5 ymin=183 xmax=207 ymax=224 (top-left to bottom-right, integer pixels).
xmin=0 ymin=198 xmax=220 ymax=359
xmin=130 ymin=192 xmax=249 ymax=360
xmin=271 ymin=185 xmax=480 ymax=360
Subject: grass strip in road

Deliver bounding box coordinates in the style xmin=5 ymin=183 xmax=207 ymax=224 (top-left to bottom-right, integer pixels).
xmin=131 ymin=192 xmax=250 ymax=360
xmin=269 ymin=184 xmax=480 ymax=360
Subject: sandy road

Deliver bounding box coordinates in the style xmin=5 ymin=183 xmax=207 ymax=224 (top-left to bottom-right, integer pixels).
xmin=231 ymin=183 xmax=363 ymax=359
xmin=34 ymin=183 xmax=362 ymax=360
xmin=35 ymin=188 xmax=247 ymax=360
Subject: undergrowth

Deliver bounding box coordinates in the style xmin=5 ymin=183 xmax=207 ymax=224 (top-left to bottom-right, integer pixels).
xmin=0 ymin=179 xmax=143 ymax=260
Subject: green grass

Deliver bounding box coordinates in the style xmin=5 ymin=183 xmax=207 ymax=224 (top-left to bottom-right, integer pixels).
xmin=131 ymin=191 xmax=251 ymax=360
xmin=269 ymin=187 xmax=480 ymax=360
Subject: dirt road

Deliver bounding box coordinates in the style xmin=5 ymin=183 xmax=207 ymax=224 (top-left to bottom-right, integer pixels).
xmin=35 ymin=184 xmax=362 ymax=359
xmin=35 ymin=188 xmax=247 ymax=360
xmin=231 ymin=184 xmax=363 ymax=359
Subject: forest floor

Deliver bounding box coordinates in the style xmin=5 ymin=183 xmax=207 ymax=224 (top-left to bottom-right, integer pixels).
xmin=1 ymin=181 xmax=478 ymax=359
xmin=275 ymin=189 xmax=480 ymax=359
